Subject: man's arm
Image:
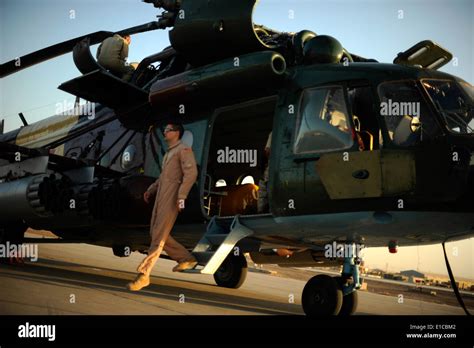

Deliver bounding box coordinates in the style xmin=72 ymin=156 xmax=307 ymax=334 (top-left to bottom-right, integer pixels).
xmin=178 ymin=147 xmax=198 ymax=200
xmin=146 ymin=178 xmax=160 ymax=196
xmin=144 ymin=177 xmax=160 ymax=203
xmin=120 ymin=40 xmax=129 ymax=63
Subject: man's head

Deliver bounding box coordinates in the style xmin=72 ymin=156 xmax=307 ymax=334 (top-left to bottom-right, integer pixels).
xmin=123 ymin=35 xmax=131 ymax=45
xmin=163 ymin=123 xmax=184 ymax=143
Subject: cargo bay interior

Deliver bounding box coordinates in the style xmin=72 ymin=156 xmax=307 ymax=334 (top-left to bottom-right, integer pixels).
xmin=203 ymin=96 xmax=276 ymax=217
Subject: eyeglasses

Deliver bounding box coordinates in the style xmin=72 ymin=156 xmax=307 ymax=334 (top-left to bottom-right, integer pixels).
xmin=163 ymin=127 xmax=178 ymax=133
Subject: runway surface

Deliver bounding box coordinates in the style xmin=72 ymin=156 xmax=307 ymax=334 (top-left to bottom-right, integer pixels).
xmin=0 ymin=242 xmax=467 ymax=315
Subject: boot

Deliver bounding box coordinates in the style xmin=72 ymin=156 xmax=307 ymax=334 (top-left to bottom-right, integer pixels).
xmin=172 ymin=257 xmax=198 ymax=272
xmin=126 ymin=273 xmax=150 ymax=291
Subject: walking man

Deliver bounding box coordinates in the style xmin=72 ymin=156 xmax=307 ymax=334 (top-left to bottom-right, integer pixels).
xmin=127 ymin=123 xmax=198 ymax=291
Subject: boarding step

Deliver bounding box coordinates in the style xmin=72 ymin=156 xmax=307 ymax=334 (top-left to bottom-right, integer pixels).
xmin=182 ymin=215 xmax=253 ymax=275
xmin=193 ymin=251 xmax=214 ymax=264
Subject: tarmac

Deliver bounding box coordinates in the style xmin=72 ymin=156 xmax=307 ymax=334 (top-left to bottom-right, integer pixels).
xmin=0 ymin=241 xmax=468 ymax=315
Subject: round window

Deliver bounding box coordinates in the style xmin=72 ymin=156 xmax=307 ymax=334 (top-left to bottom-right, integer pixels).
xmin=240 ymin=175 xmax=255 ymax=185
xmin=216 ymin=179 xmax=227 ymax=187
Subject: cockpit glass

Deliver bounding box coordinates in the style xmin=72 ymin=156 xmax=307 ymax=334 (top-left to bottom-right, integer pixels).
xmin=459 ymin=80 xmax=474 ymax=101
xmin=294 ymin=86 xmax=353 ymax=154
xmin=378 ymin=80 xmax=441 ymax=146
xmin=422 ymin=79 xmax=474 ymax=134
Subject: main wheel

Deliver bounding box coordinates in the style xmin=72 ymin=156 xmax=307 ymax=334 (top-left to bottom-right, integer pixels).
xmin=335 ymin=276 xmax=359 ymax=316
xmin=302 ymin=274 xmax=343 ymax=316
xmin=213 ymin=253 xmax=247 ymax=289
xmin=339 ymin=290 xmax=358 ymax=316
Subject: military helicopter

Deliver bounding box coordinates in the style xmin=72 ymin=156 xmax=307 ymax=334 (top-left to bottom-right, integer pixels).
xmin=1 ymin=0 xmax=473 ymax=316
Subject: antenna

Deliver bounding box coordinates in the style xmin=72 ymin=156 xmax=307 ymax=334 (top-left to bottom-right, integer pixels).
xmin=18 ymin=112 xmax=28 ymax=126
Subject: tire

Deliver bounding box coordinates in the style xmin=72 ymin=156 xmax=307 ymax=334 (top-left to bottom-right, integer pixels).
xmin=334 ymin=276 xmax=359 ymax=316
xmin=213 ymin=253 xmax=247 ymax=289
xmin=339 ymin=290 xmax=358 ymax=316
xmin=302 ymin=274 xmax=343 ymax=316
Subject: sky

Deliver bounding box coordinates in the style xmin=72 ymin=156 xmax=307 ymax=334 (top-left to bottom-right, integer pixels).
xmin=0 ymin=0 xmax=473 ymax=278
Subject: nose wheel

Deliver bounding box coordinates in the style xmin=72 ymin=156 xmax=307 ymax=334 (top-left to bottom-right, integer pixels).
xmin=213 ymin=253 xmax=248 ymax=289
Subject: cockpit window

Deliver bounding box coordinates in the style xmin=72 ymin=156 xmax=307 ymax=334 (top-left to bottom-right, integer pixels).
xmin=378 ymin=80 xmax=441 ymax=146
xmin=294 ymin=86 xmax=353 ymax=154
xmin=422 ymin=79 xmax=474 ymax=134
xmin=459 ymin=80 xmax=474 ymax=101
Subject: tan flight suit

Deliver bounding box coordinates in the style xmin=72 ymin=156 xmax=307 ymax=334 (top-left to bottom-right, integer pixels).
xmin=96 ymin=34 xmax=135 ymax=81
xmin=137 ymin=141 xmax=198 ymax=276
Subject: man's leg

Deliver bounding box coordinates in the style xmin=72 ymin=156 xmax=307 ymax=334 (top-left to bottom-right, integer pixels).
xmin=120 ymin=65 xmax=135 ymax=82
xmin=111 ymin=62 xmax=135 ymax=82
xmin=163 ymin=236 xmax=197 ymax=272
xmin=137 ymin=240 xmax=167 ymax=277
xmin=163 ymin=235 xmax=193 ymax=263
xmin=126 ymin=240 xmax=165 ymax=291
xmin=101 ymin=60 xmax=135 ymax=82
xmin=127 ymin=209 xmax=178 ymax=291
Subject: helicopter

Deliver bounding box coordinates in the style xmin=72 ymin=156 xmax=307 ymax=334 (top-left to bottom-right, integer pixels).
xmin=1 ymin=0 xmax=473 ymax=316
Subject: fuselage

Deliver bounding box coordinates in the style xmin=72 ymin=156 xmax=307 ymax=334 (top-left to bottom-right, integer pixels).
xmin=1 ymin=61 xmax=473 ymax=253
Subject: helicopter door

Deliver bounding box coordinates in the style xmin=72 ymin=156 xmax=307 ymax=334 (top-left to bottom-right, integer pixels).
xmin=203 ymin=97 xmax=277 ymax=217
xmin=274 ymin=85 xmax=376 ymax=214
xmin=294 ymin=85 xmax=387 ymax=200
xmin=313 ymin=84 xmax=416 ymax=199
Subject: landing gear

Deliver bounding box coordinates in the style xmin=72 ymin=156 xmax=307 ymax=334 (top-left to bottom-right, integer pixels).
xmin=302 ymin=274 xmax=360 ymax=316
xmin=213 ymin=253 xmax=247 ymax=289
xmin=335 ymin=276 xmax=359 ymax=316
xmin=340 ymin=290 xmax=358 ymax=315
xmin=337 ymin=244 xmax=362 ymax=315
xmin=302 ymin=243 xmax=362 ymax=316
xmin=302 ymin=274 xmax=343 ymax=316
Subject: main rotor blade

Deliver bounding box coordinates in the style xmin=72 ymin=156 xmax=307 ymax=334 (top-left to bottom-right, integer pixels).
xmin=0 ymin=21 xmax=161 ymax=78
xmin=0 ymin=31 xmax=112 ymax=78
